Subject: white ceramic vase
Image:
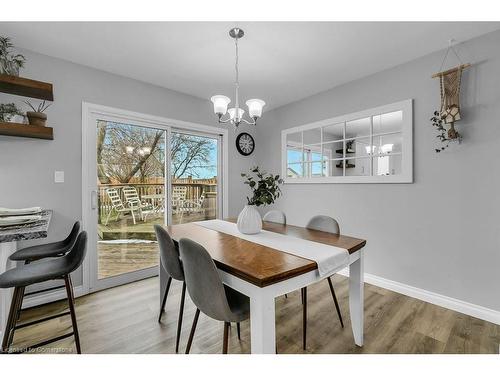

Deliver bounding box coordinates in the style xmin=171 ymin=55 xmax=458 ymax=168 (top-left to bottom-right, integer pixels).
xmin=237 ymin=205 xmax=262 ymax=234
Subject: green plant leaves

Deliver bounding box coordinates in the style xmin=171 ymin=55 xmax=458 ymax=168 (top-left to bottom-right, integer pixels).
xmin=241 ymin=166 xmax=283 ymax=207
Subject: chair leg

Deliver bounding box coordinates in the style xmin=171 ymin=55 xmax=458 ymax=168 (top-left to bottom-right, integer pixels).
xmin=327 ymin=277 xmax=344 ymax=328
xmin=185 ymin=308 xmax=200 ymax=354
xmin=64 ymin=275 xmax=81 ymax=354
xmin=104 ymin=209 xmax=113 ymax=226
xmin=175 ymin=282 xmax=186 ymax=353
xmin=302 ymin=287 xmax=307 ymax=350
xmin=158 ymin=276 xmax=172 ymax=323
xmin=236 ymin=322 xmax=241 ymax=340
xmin=2 ymin=286 xmax=24 ymax=352
xmin=223 ymin=322 xmax=230 ymax=354
xmin=130 ymin=209 xmax=136 ymax=225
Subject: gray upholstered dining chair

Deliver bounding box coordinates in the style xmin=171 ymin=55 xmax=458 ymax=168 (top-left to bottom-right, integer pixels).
xmin=262 ymin=210 xmax=286 ymax=225
xmin=179 ymin=238 xmax=250 ymax=354
xmin=0 ymin=231 xmax=87 ymax=354
xmin=155 ymin=224 xmax=186 ymax=353
xmin=301 ymin=215 xmax=344 ymax=350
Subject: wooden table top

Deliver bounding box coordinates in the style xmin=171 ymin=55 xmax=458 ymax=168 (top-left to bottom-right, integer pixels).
xmin=165 ymin=219 xmax=366 ymax=287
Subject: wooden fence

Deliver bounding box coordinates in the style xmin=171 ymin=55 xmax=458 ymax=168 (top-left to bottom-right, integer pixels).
xmin=98 ymin=180 xmax=217 ymax=222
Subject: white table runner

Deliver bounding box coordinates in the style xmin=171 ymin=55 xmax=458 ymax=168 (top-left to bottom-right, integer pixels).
xmin=194 ymin=220 xmax=349 ymax=278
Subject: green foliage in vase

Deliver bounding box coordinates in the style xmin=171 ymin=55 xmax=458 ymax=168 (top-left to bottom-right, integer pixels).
xmin=241 ymin=166 xmax=283 ymax=207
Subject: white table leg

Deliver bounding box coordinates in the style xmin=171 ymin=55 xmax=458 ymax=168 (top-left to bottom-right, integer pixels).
xmin=0 ymin=242 xmax=17 ymax=342
xmin=250 ymin=292 xmax=276 ymax=354
xmin=349 ymin=250 xmax=364 ymax=346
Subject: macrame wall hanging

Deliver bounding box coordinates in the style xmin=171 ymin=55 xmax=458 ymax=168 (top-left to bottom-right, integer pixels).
xmin=431 ymin=40 xmax=471 ymax=153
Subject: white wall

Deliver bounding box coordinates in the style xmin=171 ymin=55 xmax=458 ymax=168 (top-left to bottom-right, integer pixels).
xmin=0 ymin=49 xmax=257 ymax=287
xmin=256 ymin=30 xmax=500 ymax=312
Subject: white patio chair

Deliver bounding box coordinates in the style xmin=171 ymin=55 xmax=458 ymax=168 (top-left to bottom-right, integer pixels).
xmin=104 ymin=188 xmax=136 ymax=225
xmin=122 ymin=186 xmax=153 ymax=223
xmin=172 ymin=186 xmax=187 ymax=215
xmin=182 ymin=193 xmax=205 ymax=215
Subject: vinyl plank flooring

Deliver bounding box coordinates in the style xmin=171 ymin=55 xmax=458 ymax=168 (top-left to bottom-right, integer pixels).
xmin=10 ymin=275 xmax=500 ymax=354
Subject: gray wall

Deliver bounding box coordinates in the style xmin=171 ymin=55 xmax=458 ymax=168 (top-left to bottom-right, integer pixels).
xmin=256 ymin=30 xmax=500 ymax=311
xmin=0 ymin=49 xmax=257 ymax=287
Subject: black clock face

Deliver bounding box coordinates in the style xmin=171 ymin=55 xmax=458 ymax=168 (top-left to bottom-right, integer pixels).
xmin=236 ymin=132 xmax=255 ymax=156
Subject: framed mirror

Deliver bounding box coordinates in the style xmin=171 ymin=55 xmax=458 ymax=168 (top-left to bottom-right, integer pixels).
xmin=281 ymin=99 xmax=413 ymax=183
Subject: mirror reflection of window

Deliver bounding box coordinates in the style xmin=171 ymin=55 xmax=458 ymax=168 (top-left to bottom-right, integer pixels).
xmin=282 ymin=101 xmax=411 ymax=182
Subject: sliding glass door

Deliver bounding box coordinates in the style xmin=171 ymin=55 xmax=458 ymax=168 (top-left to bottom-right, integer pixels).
xmin=170 ymin=130 xmax=220 ymax=225
xmin=85 ymin=108 xmax=223 ymax=292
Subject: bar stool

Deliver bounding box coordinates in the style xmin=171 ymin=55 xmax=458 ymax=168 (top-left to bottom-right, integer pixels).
xmin=10 ymin=222 xmax=80 ymax=263
xmin=9 ymin=222 xmax=81 ymax=299
xmin=0 ymin=231 xmax=87 ymax=354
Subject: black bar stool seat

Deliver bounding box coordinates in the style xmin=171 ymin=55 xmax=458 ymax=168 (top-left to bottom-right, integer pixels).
xmin=0 ymin=256 xmax=78 ymax=288
xmin=9 ymin=222 xmax=80 ymax=262
xmin=1 ymin=231 xmax=87 ymax=354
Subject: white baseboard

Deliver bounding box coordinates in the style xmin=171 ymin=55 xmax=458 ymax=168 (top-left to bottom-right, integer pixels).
xmin=22 ymin=285 xmax=86 ymax=309
xmin=337 ymin=269 xmax=500 ymax=325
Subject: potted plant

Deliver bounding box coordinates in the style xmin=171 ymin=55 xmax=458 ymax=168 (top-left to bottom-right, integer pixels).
xmin=237 ymin=166 xmax=283 ymax=234
xmin=0 ymin=36 xmax=26 ymax=76
xmin=24 ymin=100 xmax=51 ymax=127
xmin=0 ymin=103 xmax=24 ymax=123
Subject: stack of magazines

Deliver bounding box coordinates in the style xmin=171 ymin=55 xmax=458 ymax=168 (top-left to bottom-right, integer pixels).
xmin=0 ymin=207 xmax=43 ymax=227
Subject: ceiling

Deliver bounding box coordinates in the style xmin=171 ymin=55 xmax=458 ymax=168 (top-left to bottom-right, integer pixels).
xmin=1 ymin=22 xmax=499 ymax=110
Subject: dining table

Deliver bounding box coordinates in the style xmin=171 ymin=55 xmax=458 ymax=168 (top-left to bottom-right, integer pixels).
xmin=0 ymin=210 xmax=52 ymax=341
xmin=162 ymin=218 xmax=366 ymax=354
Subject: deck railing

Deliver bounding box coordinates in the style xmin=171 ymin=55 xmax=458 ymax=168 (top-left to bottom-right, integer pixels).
xmin=98 ymin=181 xmax=217 ymax=222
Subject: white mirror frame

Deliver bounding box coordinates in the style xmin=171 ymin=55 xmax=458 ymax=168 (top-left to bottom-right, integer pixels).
xmin=281 ymin=99 xmax=413 ymax=184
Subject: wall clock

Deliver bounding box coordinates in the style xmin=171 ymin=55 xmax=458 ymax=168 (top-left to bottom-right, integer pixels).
xmin=236 ymin=132 xmax=255 ymax=156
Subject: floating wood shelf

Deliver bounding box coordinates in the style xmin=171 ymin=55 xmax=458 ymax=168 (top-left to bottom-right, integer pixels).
xmin=0 ymin=74 xmax=53 ymax=101
xmin=0 ymin=121 xmax=53 ymax=140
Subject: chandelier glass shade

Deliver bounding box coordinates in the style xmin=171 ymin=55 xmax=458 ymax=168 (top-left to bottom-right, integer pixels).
xmin=210 ymin=28 xmax=265 ymax=127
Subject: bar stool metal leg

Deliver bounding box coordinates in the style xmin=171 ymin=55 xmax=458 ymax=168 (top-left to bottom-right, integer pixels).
xmin=2 ymin=286 xmax=24 ymax=352
xmin=64 ymin=275 xmax=81 ymax=354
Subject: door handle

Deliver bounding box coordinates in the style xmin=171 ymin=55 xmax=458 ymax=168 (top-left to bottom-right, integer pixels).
xmin=91 ymin=190 xmax=98 ymax=210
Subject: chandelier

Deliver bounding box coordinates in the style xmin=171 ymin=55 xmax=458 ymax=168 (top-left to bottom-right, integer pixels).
xmin=210 ymin=28 xmax=265 ymax=127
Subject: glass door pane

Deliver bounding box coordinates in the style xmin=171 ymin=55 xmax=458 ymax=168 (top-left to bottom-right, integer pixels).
xmin=96 ymin=120 xmax=165 ymax=281
xmin=171 ymin=131 xmax=219 ymax=224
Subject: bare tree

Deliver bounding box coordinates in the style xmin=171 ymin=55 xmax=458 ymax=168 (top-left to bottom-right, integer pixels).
xmin=171 ymin=133 xmax=216 ymax=179
xmin=98 ymin=122 xmax=216 ymax=183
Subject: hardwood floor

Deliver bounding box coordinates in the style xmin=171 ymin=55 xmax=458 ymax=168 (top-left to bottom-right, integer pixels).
xmin=10 ymin=275 xmax=500 ymax=354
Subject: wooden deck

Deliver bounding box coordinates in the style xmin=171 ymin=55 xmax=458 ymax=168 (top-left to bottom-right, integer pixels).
xmin=98 ymin=211 xmax=212 ymax=240
xmin=97 ymin=211 xmax=214 ymax=279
